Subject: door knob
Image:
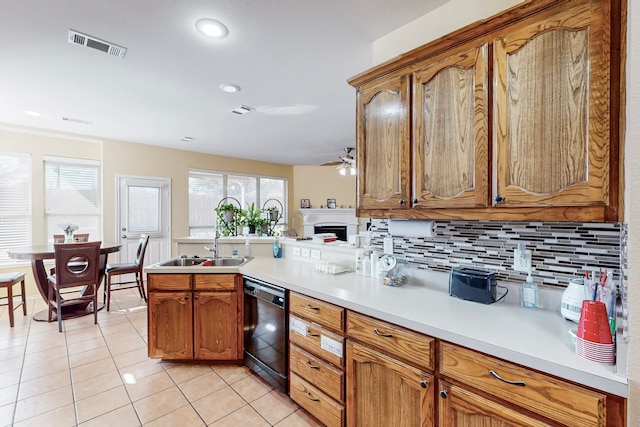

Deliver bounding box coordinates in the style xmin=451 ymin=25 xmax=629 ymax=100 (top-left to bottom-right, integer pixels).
xmin=122 ymin=235 xmax=127 ymax=239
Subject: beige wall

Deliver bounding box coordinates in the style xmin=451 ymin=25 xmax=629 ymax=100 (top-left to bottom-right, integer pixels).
xmin=291 ymin=166 xmax=356 ymax=235
xmin=0 ymin=125 xmax=293 ymax=297
xmin=372 ymin=0 xmax=523 ymax=64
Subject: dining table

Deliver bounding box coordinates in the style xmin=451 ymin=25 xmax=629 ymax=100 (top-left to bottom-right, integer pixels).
xmin=7 ymin=242 xmax=122 ymax=321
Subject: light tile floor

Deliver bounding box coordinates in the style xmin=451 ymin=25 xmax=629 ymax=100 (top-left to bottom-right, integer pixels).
xmin=0 ymin=289 xmax=322 ymax=426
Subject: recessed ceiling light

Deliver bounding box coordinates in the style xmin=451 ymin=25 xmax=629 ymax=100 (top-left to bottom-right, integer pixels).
xmin=219 ymin=83 xmax=241 ymax=93
xmin=196 ymin=19 xmax=228 ymax=38
xmin=24 ymin=110 xmax=42 ymax=117
xmin=180 ymin=136 xmax=196 ymax=143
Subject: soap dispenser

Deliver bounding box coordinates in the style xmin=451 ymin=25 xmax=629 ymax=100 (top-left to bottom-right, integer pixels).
xmin=244 ymin=239 xmax=251 ymax=257
xmin=521 ymin=268 xmax=539 ymax=309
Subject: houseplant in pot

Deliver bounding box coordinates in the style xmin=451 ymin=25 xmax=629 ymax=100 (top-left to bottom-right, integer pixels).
xmin=240 ymin=203 xmax=263 ymax=235
xmin=215 ymin=203 xmax=239 ymax=236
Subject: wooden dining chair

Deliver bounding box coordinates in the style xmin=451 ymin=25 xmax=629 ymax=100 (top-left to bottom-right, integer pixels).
xmin=48 ymin=241 xmax=101 ymax=332
xmin=50 ymin=233 xmax=90 ymax=275
xmin=104 ymin=234 xmax=150 ymax=311
xmin=0 ymin=272 xmax=27 ymax=327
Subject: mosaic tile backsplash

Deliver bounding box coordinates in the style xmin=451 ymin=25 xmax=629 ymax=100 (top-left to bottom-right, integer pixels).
xmin=369 ymin=220 xmax=622 ymax=290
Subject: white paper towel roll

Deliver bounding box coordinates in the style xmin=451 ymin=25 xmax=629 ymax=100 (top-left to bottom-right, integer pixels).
xmin=388 ymin=219 xmax=435 ymax=238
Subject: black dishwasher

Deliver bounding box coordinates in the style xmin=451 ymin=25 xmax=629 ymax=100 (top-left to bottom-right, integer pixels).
xmin=243 ymin=276 xmax=288 ymax=391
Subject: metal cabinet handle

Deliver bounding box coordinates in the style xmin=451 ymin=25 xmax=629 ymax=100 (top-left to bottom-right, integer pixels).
xmin=413 ymin=198 xmax=418 ymax=204
xmin=420 ymin=380 xmax=428 ymax=389
xmin=306 ymin=304 xmax=320 ymax=311
xmin=308 ymin=330 xmax=320 ymax=337
xmin=373 ymin=328 xmax=393 ymax=338
xmin=399 ymin=199 xmax=405 ymax=205
xmin=489 ymin=370 xmax=526 ymax=386
xmin=439 ymin=390 xmax=448 ymax=399
xmin=184 ymin=296 xmax=189 ymax=300
xmin=495 ymin=195 xmax=505 ymax=203
xmin=306 ymin=361 xmax=320 ymax=370
xmin=307 ymin=392 xmax=320 ymax=402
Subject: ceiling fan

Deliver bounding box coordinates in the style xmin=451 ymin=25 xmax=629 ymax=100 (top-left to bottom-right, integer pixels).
xmin=321 ymin=147 xmax=356 ymax=175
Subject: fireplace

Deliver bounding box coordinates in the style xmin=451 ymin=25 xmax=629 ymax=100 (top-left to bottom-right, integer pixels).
xmin=301 ymin=208 xmax=359 ymax=240
xmin=314 ymin=225 xmax=347 ymax=241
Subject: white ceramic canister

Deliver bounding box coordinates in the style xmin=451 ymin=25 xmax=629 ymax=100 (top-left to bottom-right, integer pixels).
xmin=561 ymin=277 xmax=585 ymax=323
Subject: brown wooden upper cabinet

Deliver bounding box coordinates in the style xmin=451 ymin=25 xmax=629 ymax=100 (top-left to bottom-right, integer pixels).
xmin=493 ymin=2 xmax=610 ymax=209
xmin=349 ymin=0 xmax=622 ymax=222
xmin=357 ymin=74 xmax=411 ymax=210
xmin=413 ymin=43 xmax=489 ymax=209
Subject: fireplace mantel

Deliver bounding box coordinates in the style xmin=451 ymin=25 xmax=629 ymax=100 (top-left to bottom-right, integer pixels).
xmin=301 ymin=208 xmax=359 ymax=237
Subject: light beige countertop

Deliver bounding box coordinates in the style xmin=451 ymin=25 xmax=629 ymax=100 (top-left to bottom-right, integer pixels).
xmin=238 ymin=256 xmax=628 ymax=397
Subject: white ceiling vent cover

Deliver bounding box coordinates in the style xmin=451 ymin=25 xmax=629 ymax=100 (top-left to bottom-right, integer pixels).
xmin=68 ymin=30 xmax=127 ymax=58
xmin=230 ymin=105 xmax=255 ymax=115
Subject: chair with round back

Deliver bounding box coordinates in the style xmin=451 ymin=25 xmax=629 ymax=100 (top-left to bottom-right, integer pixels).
xmin=0 ymin=272 xmax=27 ymax=327
xmin=104 ymin=234 xmax=149 ymax=311
xmin=48 ymin=241 xmax=101 ymax=332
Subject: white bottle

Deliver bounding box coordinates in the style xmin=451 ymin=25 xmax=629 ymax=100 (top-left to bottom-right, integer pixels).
xmin=355 ymin=249 xmax=365 ymax=275
xmin=370 ymin=251 xmax=379 ymax=277
xmin=244 ymin=239 xmax=251 ymax=257
xmin=521 ymin=270 xmax=539 ymax=309
xmin=362 ymin=257 xmax=371 ymax=277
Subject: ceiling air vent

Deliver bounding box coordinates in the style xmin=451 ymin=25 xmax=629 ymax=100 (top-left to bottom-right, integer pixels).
xmin=62 ymin=116 xmax=93 ymax=125
xmin=230 ymin=105 xmax=255 ymax=115
xmin=68 ymin=30 xmax=127 ymax=58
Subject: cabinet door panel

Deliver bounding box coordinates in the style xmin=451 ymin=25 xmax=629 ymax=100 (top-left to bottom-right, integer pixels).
xmin=194 ymin=291 xmax=239 ymax=360
xmin=494 ymin=2 xmax=610 ymax=207
xmin=148 ymin=292 xmax=192 ymax=359
xmin=357 ymin=74 xmax=411 ymax=210
xmin=413 ymin=43 xmax=489 ymax=208
xmin=346 ymin=341 xmax=433 ymax=427
xmin=438 ymin=380 xmax=551 ymax=427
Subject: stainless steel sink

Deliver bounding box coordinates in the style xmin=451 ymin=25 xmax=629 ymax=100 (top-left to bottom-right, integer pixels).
xmin=156 ymin=257 xmax=252 ymax=267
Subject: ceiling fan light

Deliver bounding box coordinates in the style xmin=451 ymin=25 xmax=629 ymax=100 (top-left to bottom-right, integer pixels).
xmin=338 ymin=167 xmax=347 ymax=176
xmin=350 ymin=167 xmax=356 ymax=176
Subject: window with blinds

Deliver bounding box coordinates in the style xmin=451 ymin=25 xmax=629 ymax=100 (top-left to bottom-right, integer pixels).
xmin=0 ymin=152 xmax=31 ymax=266
xmin=44 ymin=157 xmax=101 ymax=243
xmin=188 ymin=169 xmax=287 ymax=237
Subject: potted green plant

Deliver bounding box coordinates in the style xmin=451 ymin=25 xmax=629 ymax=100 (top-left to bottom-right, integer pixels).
xmin=240 ymin=202 xmax=262 ymax=234
xmin=215 ymin=203 xmax=239 ymax=236
xmin=265 ymin=206 xmax=280 ymax=222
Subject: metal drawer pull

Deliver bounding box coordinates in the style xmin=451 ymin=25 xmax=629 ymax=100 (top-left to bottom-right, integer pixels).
xmin=307 ymin=361 xmax=320 ymax=369
xmin=419 ymin=380 xmax=428 ymax=389
xmin=439 ymin=390 xmax=448 ymax=399
xmin=308 ymin=330 xmax=320 ymax=337
xmin=306 ymin=304 xmax=320 ymax=310
xmin=373 ymin=328 xmax=393 ymax=338
xmin=307 ymin=392 xmax=320 ymax=402
xmin=489 ymin=370 xmax=526 ymax=386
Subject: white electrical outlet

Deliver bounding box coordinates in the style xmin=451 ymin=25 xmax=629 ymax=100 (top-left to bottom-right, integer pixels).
xmin=514 ymin=248 xmax=532 ymax=272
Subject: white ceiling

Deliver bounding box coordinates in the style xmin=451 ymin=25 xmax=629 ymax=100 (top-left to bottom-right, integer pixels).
xmin=0 ymin=0 xmax=446 ymax=166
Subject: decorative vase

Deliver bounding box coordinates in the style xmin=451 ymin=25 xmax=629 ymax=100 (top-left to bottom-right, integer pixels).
xmin=64 ymin=231 xmax=74 ymax=243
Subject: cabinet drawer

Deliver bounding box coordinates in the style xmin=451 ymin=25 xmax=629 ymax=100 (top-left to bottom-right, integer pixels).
xmin=148 ymin=274 xmax=191 ymax=291
xmin=194 ymin=274 xmax=236 ymax=290
xmin=440 ymin=342 xmax=606 ymax=427
xmin=290 ymin=344 xmax=344 ymax=403
xmin=347 ymin=311 xmax=433 ymax=370
xmin=290 ymin=373 xmax=344 ymax=427
xmin=290 ymin=293 xmax=344 ymax=332
xmin=290 ymin=315 xmax=344 ymax=367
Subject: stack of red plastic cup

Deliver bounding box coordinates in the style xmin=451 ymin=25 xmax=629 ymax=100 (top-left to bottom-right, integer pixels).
xmin=575 ymin=300 xmax=615 ymax=364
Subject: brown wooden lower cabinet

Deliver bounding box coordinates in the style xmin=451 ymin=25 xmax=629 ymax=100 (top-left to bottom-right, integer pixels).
xmin=147 ymin=273 xmax=242 ymax=361
xmin=346 ymin=341 xmax=434 ymax=427
xmin=438 ymin=379 xmax=552 ymax=427
xmin=290 ymin=372 xmax=344 ymax=427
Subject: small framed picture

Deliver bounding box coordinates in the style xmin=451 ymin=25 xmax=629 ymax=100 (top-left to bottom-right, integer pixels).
xmin=300 ymin=198 xmax=310 ymax=209
xmin=327 ymin=198 xmax=336 ymax=209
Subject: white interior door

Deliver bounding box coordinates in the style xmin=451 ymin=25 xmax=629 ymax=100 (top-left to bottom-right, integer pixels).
xmin=117 ymin=175 xmax=171 ymax=273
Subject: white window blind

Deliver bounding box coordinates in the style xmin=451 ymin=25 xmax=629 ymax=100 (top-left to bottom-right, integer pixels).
xmin=188 ymin=169 xmax=287 ymax=237
xmin=0 ymin=152 xmax=31 ymax=266
xmin=44 ymin=157 xmax=101 ymax=242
